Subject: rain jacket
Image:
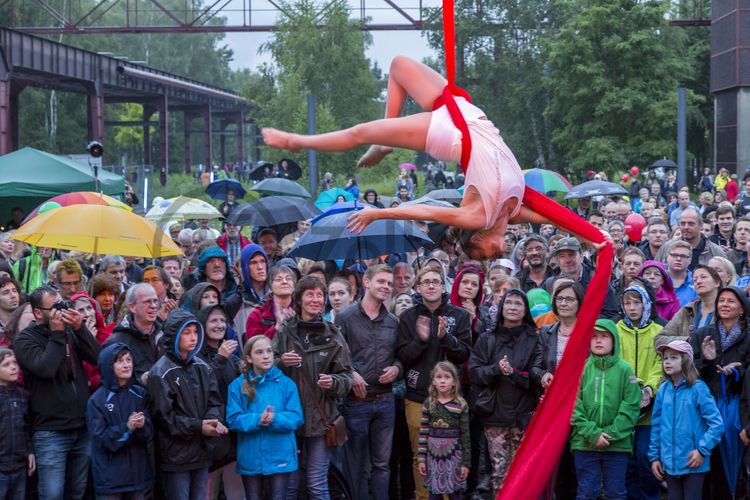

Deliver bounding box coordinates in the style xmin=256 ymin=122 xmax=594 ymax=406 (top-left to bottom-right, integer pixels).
xmin=180 ymin=283 xmax=239 ymax=345
xmin=147 ymin=309 xmax=224 ymax=472
xmin=0 ymin=383 xmax=30 ymax=473
xmin=637 ymin=261 xmax=681 ymax=321
xmin=105 ymin=314 xmax=164 ymax=386
xmin=616 ymin=285 xmax=664 ymax=424
xmin=184 ymin=246 xmax=238 ymax=296
xmin=273 ymin=316 xmax=353 ymax=437
xmin=690 ymin=287 xmax=750 ymax=397
xmin=363 ymin=189 xmax=385 ymax=208
xmin=196 ymin=304 xmax=241 ymax=469
xmin=648 ymin=378 xmax=724 ymax=476
xmin=86 ymin=343 xmax=154 ymax=494
xmin=469 ymin=289 xmax=544 ymax=428
xmin=396 ymin=297 xmax=472 ymax=403
xmin=571 ymin=320 xmax=641 ymax=453
xmin=13 ymin=246 xmax=44 ymax=294
xmin=226 ymin=366 xmax=304 ymax=476
xmin=14 ymin=319 xmax=101 ymax=431
xmin=234 ymin=244 xmax=269 ymax=338
xmin=245 ymin=298 xmax=294 ymax=341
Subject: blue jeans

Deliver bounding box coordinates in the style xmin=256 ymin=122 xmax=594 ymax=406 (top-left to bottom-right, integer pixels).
xmin=0 ymin=469 xmax=26 ymax=500
xmin=343 ymin=393 xmax=395 ymax=500
xmin=286 ymin=436 xmax=332 ymax=500
xmin=34 ymin=428 xmax=91 ymax=500
xmin=242 ymin=473 xmax=290 ymax=500
xmin=162 ymin=468 xmax=208 ymax=500
xmin=573 ymin=451 xmax=629 ymax=500
xmin=627 ymin=425 xmax=660 ymax=500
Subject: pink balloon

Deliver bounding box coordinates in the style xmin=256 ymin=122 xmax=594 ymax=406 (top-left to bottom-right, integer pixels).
xmin=630 ymin=166 xmax=640 ymax=176
xmin=622 ymin=174 xmax=629 ymax=183
xmin=625 ymin=213 xmax=647 ymax=243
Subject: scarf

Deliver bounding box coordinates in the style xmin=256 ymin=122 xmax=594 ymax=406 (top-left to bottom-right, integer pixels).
xmin=718 ymin=321 xmax=743 ymax=352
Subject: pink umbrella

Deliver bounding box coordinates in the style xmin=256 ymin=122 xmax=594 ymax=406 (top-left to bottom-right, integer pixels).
xmin=399 ymin=163 xmax=417 ymax=170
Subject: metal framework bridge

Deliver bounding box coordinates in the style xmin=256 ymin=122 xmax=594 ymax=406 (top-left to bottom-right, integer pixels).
xmin=2 ymin=0 xmax=427 ymax=34
xmin=0 ymin=27 xmax=250 ymax=185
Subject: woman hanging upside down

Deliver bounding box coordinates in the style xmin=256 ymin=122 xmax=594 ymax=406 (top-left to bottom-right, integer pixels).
xmin=262 ymin=55 xmax=549 ymax=259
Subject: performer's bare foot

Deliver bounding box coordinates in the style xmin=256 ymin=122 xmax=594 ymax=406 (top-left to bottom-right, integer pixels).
xmin=261 ymin=128 xmax=301 ymax=152
xmin=357 ymin=145 xmax=394 ymax=168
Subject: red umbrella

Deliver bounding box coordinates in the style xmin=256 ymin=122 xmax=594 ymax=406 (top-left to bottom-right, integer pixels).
xmin=23 ymin=192 xmax=131 ymax=224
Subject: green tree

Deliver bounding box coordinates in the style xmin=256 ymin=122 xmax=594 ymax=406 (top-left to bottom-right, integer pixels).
xmin=544 ymin=0 xmax=702 ymax=175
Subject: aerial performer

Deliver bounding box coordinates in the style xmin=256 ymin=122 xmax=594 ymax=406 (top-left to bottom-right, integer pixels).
xmin=262 ymin=5 xmax=614 ymax=499
xmin=262 ymin=55 xmax=538 ymax=259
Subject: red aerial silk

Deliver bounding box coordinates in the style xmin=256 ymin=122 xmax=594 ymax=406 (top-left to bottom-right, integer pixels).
xmin=437 ymin=1 xmax=615 ymax=498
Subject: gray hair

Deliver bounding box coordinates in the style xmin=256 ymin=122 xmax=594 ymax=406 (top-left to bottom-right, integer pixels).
xmin=99 ymin=254 xmax=125 ymax=271
xmin=178 ymin=228 xmax=194 ymax=243
xmin=125 ymin=283 xmax=156 ymax=305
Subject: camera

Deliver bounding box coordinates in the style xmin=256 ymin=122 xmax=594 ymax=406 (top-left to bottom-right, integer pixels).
xmin=52 ymin=300 xmax=75 ymax=311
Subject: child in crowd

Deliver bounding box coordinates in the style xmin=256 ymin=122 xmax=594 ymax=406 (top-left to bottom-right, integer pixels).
xmin=649 ymin=340 xmax=724 ymax=500
xmin=86 ymin=343 xmax=154 ymax=499
xmin=147 ymin=309 xmax=227 ymax=500
xmin=226 ymin=335 xmax=303 ymax=500
xmin=417 ymin=361 xmax=470 ymax=500
xmin=0 ymin=348 xmax=34 ymax=500
xmin=615 ymin=284 xmax=664 ymax=500
xmin=571 ymin=319 xmax=640 ymax=500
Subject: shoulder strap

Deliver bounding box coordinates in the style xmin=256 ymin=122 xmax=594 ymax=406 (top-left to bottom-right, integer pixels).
xmin=297 ymin=369 xmax=330 ymax=425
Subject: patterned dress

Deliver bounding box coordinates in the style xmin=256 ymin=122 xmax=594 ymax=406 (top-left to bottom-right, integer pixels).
xmin=417 ymin=397 xmax=471 ymax=494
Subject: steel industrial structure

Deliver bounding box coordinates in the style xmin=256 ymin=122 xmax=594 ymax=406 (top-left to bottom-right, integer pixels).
xmin=4 ymin=0 xmax=426 ymax=33
xmin=0 ymin=27 xmax=250 ymax=185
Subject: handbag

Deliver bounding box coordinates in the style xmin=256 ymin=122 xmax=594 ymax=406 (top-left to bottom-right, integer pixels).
xmin=299 ymin=370 xmax=348 ymax=447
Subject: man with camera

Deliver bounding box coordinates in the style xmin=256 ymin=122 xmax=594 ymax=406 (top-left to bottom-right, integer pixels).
xmin=14 ymin=286 xmax=102 ymax=500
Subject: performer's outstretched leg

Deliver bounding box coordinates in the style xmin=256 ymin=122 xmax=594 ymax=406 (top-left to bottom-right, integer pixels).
xmin=360 ymin=55 xmax=446 ymax=166
xmin=262 ymin=55 xmax=447 ymax=167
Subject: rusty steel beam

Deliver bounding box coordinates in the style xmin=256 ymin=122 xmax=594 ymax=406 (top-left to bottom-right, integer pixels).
xmin=14 ymin=22 xmax=423 ymax=34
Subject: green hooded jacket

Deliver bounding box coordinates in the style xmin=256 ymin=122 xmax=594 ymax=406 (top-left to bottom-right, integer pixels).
xmin=571 ymin=319 xmax=641 ymax=453
xmin=13 ymin=246 xmax=44 ymax=294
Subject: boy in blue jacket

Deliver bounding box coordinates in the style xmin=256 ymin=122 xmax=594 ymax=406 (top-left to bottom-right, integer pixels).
xmin=86 ymin=342 xmax=154 ymax=499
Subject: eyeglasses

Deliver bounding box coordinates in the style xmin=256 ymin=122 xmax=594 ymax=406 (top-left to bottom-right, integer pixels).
xmin=555 ymin=296 xmax=578 ymax=304
xmin=137 ymin=298 xmax=160 ymax=307
xmin=419 ymin=279 xmax=443 ymax=288
xmin=668 ymin=253 xmax=691 ymax=260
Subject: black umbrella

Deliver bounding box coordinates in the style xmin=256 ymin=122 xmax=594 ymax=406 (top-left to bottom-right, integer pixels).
xmin=247 ymin=161 xmax=274 ymax=182
xmin=564 ymin=180 xmax=628 ymax=199
xmin=251 ymin=178 xmax=312 ymax=198
xmin=226 ymin=196 xmax=321 ymax=227
xmin=288 ymin=212 xmax=432 ymax=261
xmin=650 ymin=158 xmax=677 ymax=169
xmin=274 ymin=158 xmax=302 ymax=180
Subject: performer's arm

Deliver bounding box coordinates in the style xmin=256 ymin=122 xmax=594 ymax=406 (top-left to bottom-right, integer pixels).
xmin=347 ymin=204 xmax=485 ymax=233
xmin=510 ymin=205 xmax=550 ymax=225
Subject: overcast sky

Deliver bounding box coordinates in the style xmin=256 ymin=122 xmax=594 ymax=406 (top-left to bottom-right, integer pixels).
xmin=219 ymin=0 xmax=438 ymax=72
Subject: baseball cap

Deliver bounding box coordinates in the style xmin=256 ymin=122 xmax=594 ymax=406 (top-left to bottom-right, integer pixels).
xmin=656 ymin=340 xmax=693 ymax=359
xmin=554 ymin=237 xmax=582 ymax=254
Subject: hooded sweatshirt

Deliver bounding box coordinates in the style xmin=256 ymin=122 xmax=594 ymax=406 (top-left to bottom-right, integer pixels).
xmin=105 ymin=313 xmax=163 ymax=386
xmin=616 ymin=284 xmax=664 ymax=424
xmin=571 ymin=320 xmax=641 ymax=453
xmin=637 ymin=261 xmax=681 ymax=320
xmin=234 ymin=244 xmax=269 ymax=337
xmin=146 ymin=309 xmax=224 ymax=472
xmin=86 ymin=343 xmax=154 ymax=494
